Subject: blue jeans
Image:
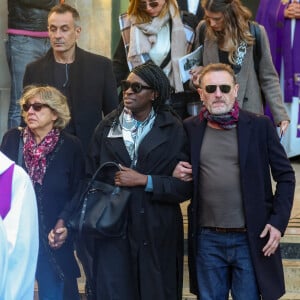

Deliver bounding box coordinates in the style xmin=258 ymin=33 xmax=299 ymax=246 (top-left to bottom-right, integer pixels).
xmin=5 ymin=34 xmax=50 ymax=129
xmin=196 ymin=228 xmax=260 ymax=300
xmin=36 ymin=245 xmax=80 ymax=300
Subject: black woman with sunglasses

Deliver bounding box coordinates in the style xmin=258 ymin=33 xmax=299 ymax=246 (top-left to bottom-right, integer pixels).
xmin=173 ymin=63 xmax=295 ymax=300
xmin=85 ymin=62 xmax=192 ymax=300
xmin=0 ymin=85 xmax=85 ymax=300
xmin=113 ymin=0 xmax=199 ymax=119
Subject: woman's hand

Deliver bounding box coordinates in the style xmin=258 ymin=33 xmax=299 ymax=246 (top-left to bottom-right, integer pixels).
xmin=190 ymin=66 xmax=203 ymax=88
xmin=114 ymin=165 xmax=147 ymax=187
xmin=173 ymin=161 xmax=193 ymax=182
xmin=279 ymin=120 xmax=290 ymax=136
xmin=48 ymin=219 xmax=68 ymax=250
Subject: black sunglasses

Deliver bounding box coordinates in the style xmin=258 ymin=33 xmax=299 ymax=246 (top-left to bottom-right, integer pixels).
xmin=139 ymin=1 xmax=159 ymax=10
xmin=22 ymin=102 xmax=51 ymax=112
xmin=121 ymin=80 xmax=153 ymax=94
xmin=205 ymin=84 xmax=231 ymax=94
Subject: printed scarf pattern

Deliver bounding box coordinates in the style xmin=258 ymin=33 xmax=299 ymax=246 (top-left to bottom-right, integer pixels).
xmin=23 ymin=127 xmax=60 ymax=184
xmin=119 ymin=3 xmax=195 ymax=92
xmin=199 ymin=100 xmax=240 ymax=129
xmin=120 ymin=108 xmax=156 ymax=167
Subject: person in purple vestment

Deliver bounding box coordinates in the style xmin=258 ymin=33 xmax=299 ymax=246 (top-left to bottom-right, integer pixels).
xmin=257 ymin=0 xmax=300 ymax=157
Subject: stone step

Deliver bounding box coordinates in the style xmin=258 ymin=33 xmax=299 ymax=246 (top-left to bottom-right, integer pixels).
xmin=181 ymin=292 xmax=300 ymax=300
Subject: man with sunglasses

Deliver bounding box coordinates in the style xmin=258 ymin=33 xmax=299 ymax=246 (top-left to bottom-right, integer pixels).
xmin=174 ymin=63 xmax=295 ymax=299
xmin=23 ymin=3 xmax=118 ymax=155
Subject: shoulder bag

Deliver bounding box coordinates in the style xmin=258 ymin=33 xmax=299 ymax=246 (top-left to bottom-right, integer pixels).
xmin=68 ymin=161 xmax=130 ymax=238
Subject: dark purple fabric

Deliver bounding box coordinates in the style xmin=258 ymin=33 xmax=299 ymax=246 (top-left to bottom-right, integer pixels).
xmin=0 ymin=164 xmax=14 ymax=219
xmin=256 ymin=0 xmax=300 ymax=136
xmin=257 ymin=0 xmax=300 ymax=103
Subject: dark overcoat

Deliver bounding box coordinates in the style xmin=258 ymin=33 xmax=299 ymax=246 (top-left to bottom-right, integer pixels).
xmin=185 ymin=110 xmax=295 ymax=300
xmin=176 ymin=0 xmax=204 ymax=23
xmin=0 ymin=128 xmax=85 ymax=280
xmin=23 ymin=46 xmax=119 ymax=153
xmin=86 ymin=108 xmax=192 ymax=300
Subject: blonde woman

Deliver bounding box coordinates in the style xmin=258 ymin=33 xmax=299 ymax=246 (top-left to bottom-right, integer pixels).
xmin=113 ymin=0 xmax=199 ymax=118
xmin=1 ymin=85 xmax=85 ymax=300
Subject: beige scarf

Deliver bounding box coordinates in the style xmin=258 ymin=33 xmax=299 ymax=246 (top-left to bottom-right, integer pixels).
xmin=127 ymin=4 xmax=189 ymax=92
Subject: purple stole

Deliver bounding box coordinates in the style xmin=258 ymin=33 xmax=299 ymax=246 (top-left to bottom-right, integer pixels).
xmin=257 ymin=0 xmax=300 ymax=137
xmin=279 ymin=2 xmax=300 ymax=136
xmin=0 ymin=164 xmax=14 ymax=219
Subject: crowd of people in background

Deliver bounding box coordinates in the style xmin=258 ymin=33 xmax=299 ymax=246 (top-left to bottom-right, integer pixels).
xmin=0 ymin=0 xmax=298 ymax=300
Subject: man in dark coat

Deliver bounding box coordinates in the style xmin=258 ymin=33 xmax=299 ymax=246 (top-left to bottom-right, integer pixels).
xmin=23 ymin=3 xmax=118 ymax=154
xmin=174 ymin=63 xmax=295 ymax=300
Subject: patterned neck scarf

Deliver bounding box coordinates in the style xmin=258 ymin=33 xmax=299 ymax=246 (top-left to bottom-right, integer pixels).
xmin=23 ymin=127 xmax=60 ymax=185
xmin=120 ymin=107 xmax=156 ymax=167
xmin=199 ymin=100 xmax=239 ymax=129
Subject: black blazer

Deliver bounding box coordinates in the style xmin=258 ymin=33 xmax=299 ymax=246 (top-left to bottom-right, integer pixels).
xmin=23 ymin=46 xmax=119 ymax=153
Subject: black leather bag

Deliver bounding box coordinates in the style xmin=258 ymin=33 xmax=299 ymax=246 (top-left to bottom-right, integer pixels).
xmin=68 ymin=162 xmax=130 ymax=238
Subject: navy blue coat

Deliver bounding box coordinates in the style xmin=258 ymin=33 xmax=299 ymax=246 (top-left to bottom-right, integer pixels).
xmin=185 ymin=110 xmax=295 ymax=300
xmin=0 ymin=128 xmax=85 ymax=279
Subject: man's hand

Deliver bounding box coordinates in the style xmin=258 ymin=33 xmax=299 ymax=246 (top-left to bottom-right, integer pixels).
xmin=260 ymin=224 xmax=282 ymax=256
xmin=114 ymin=165 xmax=147 ymax=187
xmin=173 ymin=161 xmax=193 ymax=182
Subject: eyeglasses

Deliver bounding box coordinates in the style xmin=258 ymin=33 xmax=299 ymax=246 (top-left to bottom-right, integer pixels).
xmin=22 ymin=102 xmax=51 ymax=112
xmin=138 ymin=1 xmax=159 ymax=10
xmin=121 ymin=80 xmax=153 ymax=93
xmin=205 ymin=84 xmax=231 ymax=94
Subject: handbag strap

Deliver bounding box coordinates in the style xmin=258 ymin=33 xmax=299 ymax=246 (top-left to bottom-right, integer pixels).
xmin=78 ymin=161 xmax=121 ymax=235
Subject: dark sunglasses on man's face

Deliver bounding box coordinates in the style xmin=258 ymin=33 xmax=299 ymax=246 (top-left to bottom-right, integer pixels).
xmin=22 ymin=102 xmax=51 ymax=112
xmin=205 ymin=84 xmax=231 ymax=94
xmin=139 ymin=1 xmax=159 ymax=10
xmin=121 ymin=80 xmax=153 ymax=94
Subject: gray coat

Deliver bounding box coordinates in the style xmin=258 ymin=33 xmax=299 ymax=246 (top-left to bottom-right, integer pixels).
xmin=194 ymin=23 xmax=289 ymax=125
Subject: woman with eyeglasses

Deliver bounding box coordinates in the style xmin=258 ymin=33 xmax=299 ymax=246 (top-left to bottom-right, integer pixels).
xmin=0 ymin=85 xmax=85 ymax=300
xmin=190 ymin=0 xmax=290 ymax=136
xmin=85 ymin=62 xmax=192 ymax=299
xmin=113 ymin=0 xmax=199 ymax=119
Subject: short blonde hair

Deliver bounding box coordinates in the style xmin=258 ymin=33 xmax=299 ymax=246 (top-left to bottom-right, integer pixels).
xmin=20 ymin=85 xmax=71 ymax=130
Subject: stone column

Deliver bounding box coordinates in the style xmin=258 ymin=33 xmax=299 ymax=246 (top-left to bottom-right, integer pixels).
xmin=68 ymin=0 xmax=112 ymax=58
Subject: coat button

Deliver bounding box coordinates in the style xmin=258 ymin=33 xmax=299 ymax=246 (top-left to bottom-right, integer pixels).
xmin=143 ymin=240 xmax=148 ymax=246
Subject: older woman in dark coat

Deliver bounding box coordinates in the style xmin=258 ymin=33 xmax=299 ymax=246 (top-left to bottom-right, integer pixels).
xmin=0 ymin=85 xmax=84 ymax=300
xmin=85 ymin=62 xmax=192 ymax=300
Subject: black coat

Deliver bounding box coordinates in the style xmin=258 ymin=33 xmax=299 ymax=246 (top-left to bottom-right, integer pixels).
xmin=8 ymin=0 xmax=59 ymax=31
xmin=176 ymin=0 xmax=204 ymax=23
xmin=0 ymin=128 xmax=85 ymax=279
xmin=185 ymin=110 xmax=295 ymax=300
xmin=86 ymin=108 xmax=192 ymax=300
xmin=23 ymin=46 xmax=119 ymax=153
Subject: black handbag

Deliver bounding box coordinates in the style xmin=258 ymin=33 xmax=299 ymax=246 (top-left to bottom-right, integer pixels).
xmin=68 ymin=162 xmax=130 ymax=238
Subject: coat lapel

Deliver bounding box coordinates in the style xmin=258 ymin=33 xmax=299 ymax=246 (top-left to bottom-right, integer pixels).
xmin=188 ymin=117 xmax=207 ymax=181
xmin=237 ymin=110 xmax=252 ymax=171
